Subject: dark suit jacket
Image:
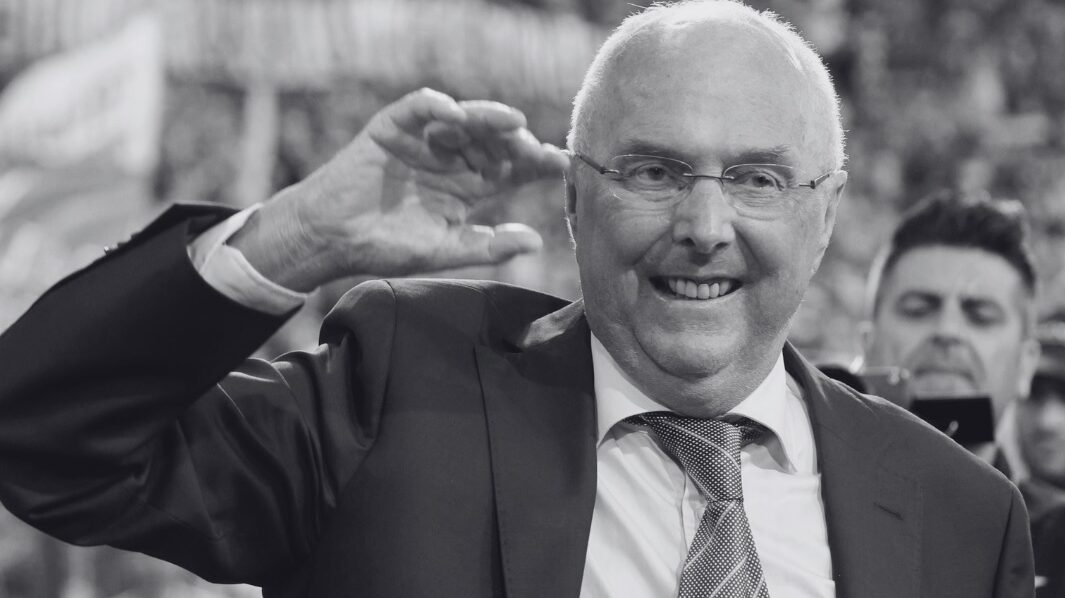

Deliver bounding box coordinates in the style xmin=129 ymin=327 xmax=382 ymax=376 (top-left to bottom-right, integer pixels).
xmin=1032 ymin=504 xmax=1065 ymax=597
xmin=0 ymin=204 xmax=1034 ymax=597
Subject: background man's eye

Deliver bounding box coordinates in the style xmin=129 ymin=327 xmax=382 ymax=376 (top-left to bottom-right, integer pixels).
xmin=896 ymin=296 xmax=937 ymax=318
xmin=965 ymin=304 xmax=1005 ymax=327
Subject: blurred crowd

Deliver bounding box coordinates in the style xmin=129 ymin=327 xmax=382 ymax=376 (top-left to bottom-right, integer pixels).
xmin=1 ymin=0 xmax=1064 ymax=596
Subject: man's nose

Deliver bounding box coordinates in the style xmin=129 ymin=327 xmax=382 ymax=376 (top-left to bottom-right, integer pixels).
xmin=670 ymin=178 xmax=735 ymax=253
xmin=931 ymin=301 xmax=969 ymax=343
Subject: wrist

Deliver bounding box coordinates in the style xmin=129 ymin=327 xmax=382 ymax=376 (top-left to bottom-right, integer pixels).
xmin=228 ymin=186 xmax=338 ymax=292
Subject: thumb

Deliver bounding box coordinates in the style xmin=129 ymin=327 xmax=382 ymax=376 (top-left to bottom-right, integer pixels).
xmin=448 ymin=223 xmax=543 ymax=268
xmin=487 ymin=223 xmax=543 ymax=261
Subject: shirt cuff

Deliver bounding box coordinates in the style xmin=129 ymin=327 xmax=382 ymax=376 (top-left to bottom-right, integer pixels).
xmin=188 ymin=205 xmax=308 ymax=316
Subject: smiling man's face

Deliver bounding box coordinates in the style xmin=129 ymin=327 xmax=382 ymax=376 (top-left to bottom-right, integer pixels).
xmin=865 ymin=245 xmax=1036 ymax=420
xmin=567 ymin=20 xmax=844 ymax=414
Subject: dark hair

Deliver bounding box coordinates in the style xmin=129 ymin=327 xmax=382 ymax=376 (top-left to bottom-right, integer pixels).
xmin=871 ymin=190 xmax=1037 ymax=314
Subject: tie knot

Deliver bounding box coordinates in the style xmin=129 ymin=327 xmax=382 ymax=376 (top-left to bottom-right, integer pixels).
xmin=626 ymin=412 xmax=768 ymax=501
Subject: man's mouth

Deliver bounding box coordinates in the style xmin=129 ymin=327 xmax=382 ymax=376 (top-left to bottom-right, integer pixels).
xmin=910 ymin=368 xmax=979 ymax=396
xmin=652 ymin=276 xmax=742 ymax=300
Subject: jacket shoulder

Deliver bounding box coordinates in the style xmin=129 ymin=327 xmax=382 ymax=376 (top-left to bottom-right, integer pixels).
xmin=833 ymin=380 xmax=1016 ymax=494
xmin=322 ymin=278 xmax=570 ymax=347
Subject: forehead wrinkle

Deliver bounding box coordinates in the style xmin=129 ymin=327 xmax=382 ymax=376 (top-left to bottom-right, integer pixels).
xmin=609 ymin=136 xmax=798 ymax=171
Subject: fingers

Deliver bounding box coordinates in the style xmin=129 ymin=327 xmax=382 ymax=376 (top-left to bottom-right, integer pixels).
xmin=369 ymin=88 xmax=567 ymax=201
xmin=504 ymin=136 xmax=570 ymax=185
xmin=389 ymin=88 xmax=467 ymax=133
xmin=365 ymin=90 xmax=467 ymax=170
xmin=459 ymin=100 xmax=527 ymax=133
xmin=442 ymin=223 xmax=544 ymax=269
xmin=487 ymin=223 xmax=543 ymax=260
xmin=425 ymin=125 xmax=568 ymax=185
xmin=425 ymin=101 xmax=527 ymax=177
xmin=372 ymin=91 xmax=530 ymax=175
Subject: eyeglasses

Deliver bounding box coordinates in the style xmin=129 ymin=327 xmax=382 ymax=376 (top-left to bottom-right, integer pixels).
xmin=573 ymin=152 xmax=835 ymax=214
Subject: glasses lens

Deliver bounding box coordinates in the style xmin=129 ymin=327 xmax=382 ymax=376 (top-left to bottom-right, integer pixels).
xmin=608 ymin=155 xmax=692 ymax=200
xmin=721 ymin=164 xmax=795 ymax=202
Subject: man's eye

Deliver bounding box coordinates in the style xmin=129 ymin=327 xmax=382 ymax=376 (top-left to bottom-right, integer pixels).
xmin=745 ymin=173 xmax=778 ymax=188
xmin=619 ymin=161 xmax=684 ymax=189
xmin=896 ymin=296 xmax=937 ymax=318
xmin=633 ymin=164 xmax=670 ymax=181
xmin=965 ymin=302 xmax=1005 ymax=327
xmin=728 ymin=168 xmax=785 ymax=190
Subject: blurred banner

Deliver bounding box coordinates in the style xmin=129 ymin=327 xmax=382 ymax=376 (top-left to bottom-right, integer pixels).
xmin=0 ymin=0 xmax=606 ymax=106
xmin=0 ymin=12 xmax=163 ymax=172
xmin=0 ymin=12 xmax=163 ymax=332
xmin=0 ymin=0 xmax=149 ymax=67
xmin=164 ymin=0 xmax=605 ymax=103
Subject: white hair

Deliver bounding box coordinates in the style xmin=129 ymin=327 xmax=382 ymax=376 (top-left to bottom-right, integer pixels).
xmin=567 ymin=0 xmax=846 ymax=170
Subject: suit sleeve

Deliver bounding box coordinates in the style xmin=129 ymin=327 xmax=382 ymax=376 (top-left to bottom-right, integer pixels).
xmin=0 ymin=205 xmax=395 ymax=586
xmin=994 ymin=482 xmax=1036 ymax=598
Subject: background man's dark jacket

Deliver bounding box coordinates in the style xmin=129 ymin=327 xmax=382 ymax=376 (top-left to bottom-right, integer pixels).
xmin=0 ymin=205 xmax=1035 ymax=597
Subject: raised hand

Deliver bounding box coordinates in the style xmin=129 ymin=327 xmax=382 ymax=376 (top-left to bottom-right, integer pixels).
xmin=231 ymin=88 xmax=569 ymax=291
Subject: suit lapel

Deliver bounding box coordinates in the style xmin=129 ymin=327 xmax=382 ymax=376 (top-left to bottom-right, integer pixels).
xmin=477 ymin=318 xmax=926 ymax=598
xmin=476 ymin=300 xmax=598 ymax=598
xmin=785 ymin=344 xmax=923 ymax=598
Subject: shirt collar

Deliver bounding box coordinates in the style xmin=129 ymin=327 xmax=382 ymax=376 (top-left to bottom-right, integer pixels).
xmin=590 ymin=333 xmax=813 ymax=473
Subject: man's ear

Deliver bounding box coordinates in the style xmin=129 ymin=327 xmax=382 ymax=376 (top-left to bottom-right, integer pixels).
xmin=808 ymin=171 xmax=847 ymax=276
xmin=859 ymin=318 xmax=875 ymax=358
xmin=564 ymin=162 xmax=579 ymax=237
xmin=820 ymin=170 xmax=847 ymax=250
xmin=1016 ymin=337 xmax=1042 ymax=398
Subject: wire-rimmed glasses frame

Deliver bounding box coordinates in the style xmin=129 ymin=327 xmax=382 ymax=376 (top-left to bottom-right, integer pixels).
xmin=572 ymin=151 xmax=836 ymax=212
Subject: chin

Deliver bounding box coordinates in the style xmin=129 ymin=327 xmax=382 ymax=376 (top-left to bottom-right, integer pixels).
xmin=640 ymin=333 xmax=730 ymax=380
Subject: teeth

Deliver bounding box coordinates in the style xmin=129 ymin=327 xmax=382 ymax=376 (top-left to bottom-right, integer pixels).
xmin=666 ymin=277 xmax=736 ymax=300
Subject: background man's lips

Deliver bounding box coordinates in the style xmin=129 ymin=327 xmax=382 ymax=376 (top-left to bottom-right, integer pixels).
xmin=915 ymin=368 xmax=973 ymax=376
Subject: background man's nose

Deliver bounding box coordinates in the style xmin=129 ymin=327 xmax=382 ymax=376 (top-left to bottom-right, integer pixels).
xmin=931 ymin=301 xmax=969 ymax=342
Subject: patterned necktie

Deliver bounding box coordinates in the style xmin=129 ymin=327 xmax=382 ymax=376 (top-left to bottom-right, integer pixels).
xmin=626 ymin=411 xmax=772 ymax=598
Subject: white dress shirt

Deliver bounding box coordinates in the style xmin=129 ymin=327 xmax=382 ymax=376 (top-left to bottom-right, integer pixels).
xmin=190 ymin=208 xmax=835 ymax=597
xmin=582 ymin=335 xmax=835 ymax=598
xmin=188 ymin=205 xmax=307 ymax=315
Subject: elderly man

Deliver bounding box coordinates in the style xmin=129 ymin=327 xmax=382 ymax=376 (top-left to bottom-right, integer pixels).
xmin=862 ymin=192 xmax=1042 ymax=459
xmin=0 ymin=2 xmax=1032 ymax=597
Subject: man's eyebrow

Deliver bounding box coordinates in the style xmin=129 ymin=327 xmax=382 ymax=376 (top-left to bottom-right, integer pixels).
xmin=730 ymin=147 xmax=795 ymax=165
xmin=896 ymin=290 xmax=941 ymax=304
xmin=613 ymin=139 xmax=681 ymax=158
xmin=609 ymin=142 xmax=797 ymax=166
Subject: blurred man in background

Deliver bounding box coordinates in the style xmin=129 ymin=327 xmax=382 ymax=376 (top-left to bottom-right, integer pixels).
xmin=1016 ymin=323 xmax=1065 ymax=518
xmin=862 ymin=190 xmax=1065 ymax=594
xmin=1009 ymin=322 xmax=1065 ymax=597
xmin=0 ymin=2 xmax=1033 ymax=597
xmin=862 ymin=191 xmax=1041 ymax=459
